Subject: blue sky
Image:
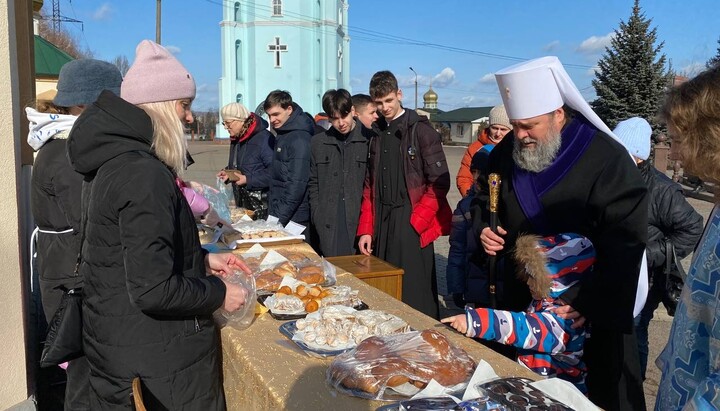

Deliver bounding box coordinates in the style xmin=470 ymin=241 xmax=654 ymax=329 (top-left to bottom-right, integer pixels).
xmin=50 ymin=0 xmax=720 ymax=111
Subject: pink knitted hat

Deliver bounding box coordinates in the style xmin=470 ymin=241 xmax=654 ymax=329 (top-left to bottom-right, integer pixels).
xmin=121 ymin=40 xmax=196 ymax=105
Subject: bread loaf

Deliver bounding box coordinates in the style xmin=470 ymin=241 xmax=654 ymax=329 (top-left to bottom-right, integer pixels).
xmin=327 ymin=330 xmax=476 ymax=399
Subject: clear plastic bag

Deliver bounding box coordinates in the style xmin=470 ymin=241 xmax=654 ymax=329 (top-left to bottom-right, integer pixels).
xmin=375 ymin=396 xmax=507 ymax=411
xmin=189 ymin=182 xmax=232 ymax=223
xmin=327 ymin=329 xmax=476 ymax=401
xmin=216 ymin=176 xmax=232 ymax=205
xmin=214 ymin=269 xmax=256 ymax=330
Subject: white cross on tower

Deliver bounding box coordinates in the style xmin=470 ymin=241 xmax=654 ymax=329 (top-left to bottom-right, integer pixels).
xmin=337 ymin=44 xmax=343 ymax=73
xmin=268 ymin=37 xmax=288 ymax=68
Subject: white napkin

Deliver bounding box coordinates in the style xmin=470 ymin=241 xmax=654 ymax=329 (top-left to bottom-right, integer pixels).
xmin=259 ymin=250 xmax=289 ymax=269
xmin=285 ymin=220 xmax=307 ymax=235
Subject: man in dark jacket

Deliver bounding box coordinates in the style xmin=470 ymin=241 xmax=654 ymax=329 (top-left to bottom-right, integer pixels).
xmin=476 ymin=57 xmax=648 ymax=410
xmin=265 ymin=90 xmax=315 ymax=227
xmin=613 ymin=117 xmax=704 ymax=380
xmin=309 ymin=89 xmax=371 ymax=256
xmin=357 ymin=71 xmax=452 ymax=319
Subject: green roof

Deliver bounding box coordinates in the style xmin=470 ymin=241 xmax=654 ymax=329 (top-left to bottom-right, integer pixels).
xmin=433 ymin=106 xmax=493 ymax=123
xmin=34 ymin=35 xmax=74 ymax=78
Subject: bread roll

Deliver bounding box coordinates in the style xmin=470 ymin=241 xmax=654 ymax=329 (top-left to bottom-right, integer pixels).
xmin=305 ymin=299 xmax=319 ymax=313
xmin=296 ymin=284 xmax=309 ymax=297
xmin=277 ymin=286 xmax=292 ymax=295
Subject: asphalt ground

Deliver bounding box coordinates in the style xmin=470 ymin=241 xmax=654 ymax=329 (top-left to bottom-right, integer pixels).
xmin=185 ymin=139 xmax=714 ymax=410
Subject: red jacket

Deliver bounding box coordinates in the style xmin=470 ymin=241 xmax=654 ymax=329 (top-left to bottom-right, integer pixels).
xmin=457 ymin=128 xmax=495 ymax=197
xmin=357 ymin=110 xmax=451 ymax=248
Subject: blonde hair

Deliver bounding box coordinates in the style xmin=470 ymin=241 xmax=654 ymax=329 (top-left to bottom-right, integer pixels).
xmin=660 ymin=65 xmax=720 ymax=187
xmin=137 ymin=100 xmax=187 ymax=175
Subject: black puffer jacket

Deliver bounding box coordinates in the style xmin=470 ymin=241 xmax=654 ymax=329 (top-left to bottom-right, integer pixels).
xmin=31 ymin=137 xmax=83 ymax=321
xmin=641 ymin=160 xmax=703 ymax=270
xmin=268 ymin=103 xmax=315 ymax=225
xmin=67 ymin=91 xmax=227 ymax=410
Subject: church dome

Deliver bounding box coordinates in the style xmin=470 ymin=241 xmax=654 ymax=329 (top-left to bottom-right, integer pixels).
xmin=423 ymin=86 xmax=438 ymax=109
xmin=423 ymin=86 xmax=438 ymax=103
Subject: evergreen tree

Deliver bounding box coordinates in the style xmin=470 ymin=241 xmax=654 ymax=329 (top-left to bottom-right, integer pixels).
xmin=591 ymin=0 xmax=671 ymax=132
xmin=707 ymin=37 xmax=720 ymax=68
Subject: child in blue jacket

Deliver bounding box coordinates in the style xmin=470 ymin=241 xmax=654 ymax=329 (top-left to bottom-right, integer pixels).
xmin=443 ymin=233 xmax=595 ymax=393
xmin=446 ymin=145 xmax=494 ymax=307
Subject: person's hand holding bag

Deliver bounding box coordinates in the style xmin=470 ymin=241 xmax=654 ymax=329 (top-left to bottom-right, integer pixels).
xmin=220 ymin=279 xmax=248 ymax=312
xmin=205 ymin=252 xmax=251 ymax=277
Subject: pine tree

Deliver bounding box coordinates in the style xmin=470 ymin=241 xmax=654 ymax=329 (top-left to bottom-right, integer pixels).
xmin=707 ymin=37 xmax=720 ymax=68
xmin=591 ymin=0 xmax=671 ymax=132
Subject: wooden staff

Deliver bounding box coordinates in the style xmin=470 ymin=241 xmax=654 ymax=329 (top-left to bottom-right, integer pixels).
xmin=487 ymin=173 xmax=502 ymax=308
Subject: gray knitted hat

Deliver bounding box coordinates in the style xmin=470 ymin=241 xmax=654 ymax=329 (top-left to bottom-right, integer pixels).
xmin=53 ymin=59 xmax=122 ymax=107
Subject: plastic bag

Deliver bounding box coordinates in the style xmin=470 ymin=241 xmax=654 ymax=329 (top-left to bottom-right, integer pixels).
xmin=214 ymin=269 xmax=256 ymax=330
xmin=187 ymin=182 xmax=232 ymax=223
xmin=327 ymin=329 xmax=476 ymax=400
xmin=476 ymin=377 xmax=573 ymax=410
xmin=216 ymin=176 xmax=232 ymax=205
xmin=376 ymin=396 xmax=507 ymax=411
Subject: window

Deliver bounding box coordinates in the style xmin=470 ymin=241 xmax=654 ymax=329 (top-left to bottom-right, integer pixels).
xmin=235 ymin=40 xmax=242 ymax=79
xmin=272 ymin=0 xmax=282 ymax=16
xmin=234 ymin=2 xmax=241 ymax=22
xmin=267 ymin=37 xmax=287 ymax=68
xmin=236 ymin=94 xmax=243 ymax=103
xmin=457 ymin=124 xmax=465 ymax=136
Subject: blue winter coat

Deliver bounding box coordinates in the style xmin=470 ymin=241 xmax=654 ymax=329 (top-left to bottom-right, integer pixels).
xmin=446 ymin=186 xmax=498 ymax=304
xmin=227 ymin=116 xmax=275 ymax=192
xmin=268 ymin=103 xmax=316 ymax=225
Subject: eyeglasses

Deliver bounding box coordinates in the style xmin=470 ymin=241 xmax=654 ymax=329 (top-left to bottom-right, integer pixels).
xmin=222 ymin=120 xmax=237 ymax=127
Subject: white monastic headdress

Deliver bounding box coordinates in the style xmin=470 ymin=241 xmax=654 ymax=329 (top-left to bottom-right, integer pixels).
xmin=495 ymin=56 xmax=619 ymax=143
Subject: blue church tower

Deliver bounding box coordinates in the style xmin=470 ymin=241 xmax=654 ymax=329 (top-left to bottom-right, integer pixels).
xmin=217 ymin=0 xmax=351 ymax=138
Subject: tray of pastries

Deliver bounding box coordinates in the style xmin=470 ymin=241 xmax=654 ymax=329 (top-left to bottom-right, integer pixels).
xmin=223 ymin=220 xmax=304 ymax=246
xmin=260 ymin=280 xmax=367 ymax=320
xmin=241 ymin=248 xmax=335 ymax=293
xmin=279 ymin=306 xmax=410 ymax=358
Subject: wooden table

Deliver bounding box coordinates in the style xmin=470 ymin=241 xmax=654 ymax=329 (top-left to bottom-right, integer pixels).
xmin=221 ymin=268 xmax=538 ymax=410
xmin=326 ymin=255 xmax=404 ymax=300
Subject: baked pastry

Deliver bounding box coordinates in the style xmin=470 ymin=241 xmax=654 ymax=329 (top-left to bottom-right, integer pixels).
xmin=327 ymin=330 xmax=476 ymax=399
xmin=296 ymin=265 xmax=324 ymax=284
xmin=255 ymin=269 xmax=282 ymax=291
xmin=230 ymin=208 xmax=246 ymax=222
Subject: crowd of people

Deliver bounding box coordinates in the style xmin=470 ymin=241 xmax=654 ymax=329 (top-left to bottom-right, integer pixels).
xmin=26 ymin=38 xmax=720 ymax=410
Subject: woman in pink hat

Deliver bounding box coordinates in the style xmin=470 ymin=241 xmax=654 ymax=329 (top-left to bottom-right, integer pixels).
xmin=67 ymin=40 xmax=248 ymax=410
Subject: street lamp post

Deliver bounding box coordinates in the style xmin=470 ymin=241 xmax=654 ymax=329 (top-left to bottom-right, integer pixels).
xmin=156 ymin=0 xmax=162 ymax=44
xmin=409 ymin=66 xmax=418 ymax=110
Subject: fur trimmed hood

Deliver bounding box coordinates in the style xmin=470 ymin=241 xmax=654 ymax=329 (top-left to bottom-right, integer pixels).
xmin=514 ymin=233 xmax=595 ymax=300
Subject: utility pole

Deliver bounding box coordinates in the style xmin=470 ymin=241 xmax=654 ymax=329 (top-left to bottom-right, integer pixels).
xmin=50 ymin=0 xmax=83 ymax=35
xmin=156 ymin=0 xmax=162 ymax=44
xmin=409 ymin=67 xmax=418 ymax=110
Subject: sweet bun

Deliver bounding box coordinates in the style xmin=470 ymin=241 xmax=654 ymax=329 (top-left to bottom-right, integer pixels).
xmin=273 ymin=267 xmax=295 ymax=278
xmin=284 ymin=252 xmax=308 ymax=263
xmin=305 ymin=299 xmax=319 ymax=313
xmin=296 ymin=284 xmax=309 ymax=297
xmin=296 ymin=267 xmax=324 ymax=284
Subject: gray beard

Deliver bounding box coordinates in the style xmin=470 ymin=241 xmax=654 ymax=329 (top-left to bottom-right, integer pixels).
xmin=512 ymin=128 xmax=562 ymax=173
